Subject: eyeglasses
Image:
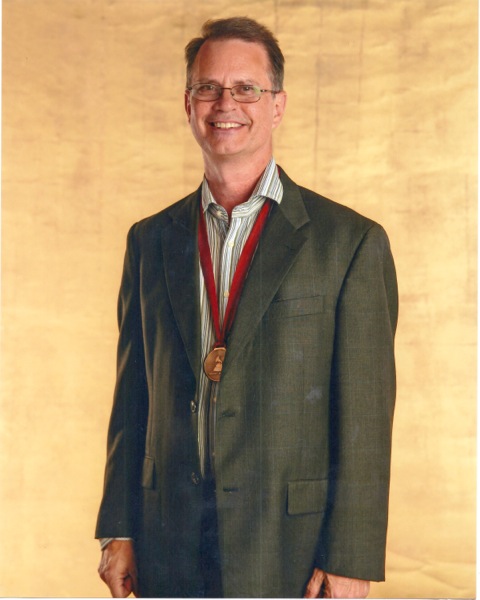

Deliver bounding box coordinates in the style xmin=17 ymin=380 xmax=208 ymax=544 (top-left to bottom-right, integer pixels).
xmin=187 ymin=83 xmax=280 ymax=103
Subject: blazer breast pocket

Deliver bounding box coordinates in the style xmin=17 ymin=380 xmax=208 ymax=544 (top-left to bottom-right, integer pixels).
xmin=266 ymin=295 xmax=325 ymax=320
xmin=287 ymin=479 xmax=328 ymax=515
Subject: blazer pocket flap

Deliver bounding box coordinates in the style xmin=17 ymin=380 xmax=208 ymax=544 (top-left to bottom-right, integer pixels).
xmin=287 ymin=479 xmax=328 ymax=515
xmin=141 ymin=456 xmax=156 ymax=489
xmin=267 ymin=295 xmax=325 ymax=320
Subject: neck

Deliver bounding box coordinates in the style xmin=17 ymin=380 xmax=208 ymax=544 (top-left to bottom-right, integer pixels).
xmin=203 ymin=156 xmax=271 ymax=217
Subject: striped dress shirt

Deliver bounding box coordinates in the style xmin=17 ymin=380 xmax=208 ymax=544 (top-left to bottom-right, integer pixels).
xmin=198 ymin=157 xmax=283 ymax=477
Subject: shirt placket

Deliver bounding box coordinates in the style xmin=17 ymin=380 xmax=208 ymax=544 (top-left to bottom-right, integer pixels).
xmin=219 ymin=217 xmax=241 ymax=325
xmin=207 ymin=212 xmax=242 ymax=478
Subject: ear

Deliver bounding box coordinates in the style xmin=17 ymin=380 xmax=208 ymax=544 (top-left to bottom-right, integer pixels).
xmin=272 ymin=91 xmax=287 ymax=130
xmin=184 ymin=90 xmax=192 ymax=122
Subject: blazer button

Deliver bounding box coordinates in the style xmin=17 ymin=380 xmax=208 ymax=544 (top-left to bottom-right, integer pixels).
xmin=190 ymin=400 xmax=198 ymax=413
xmin=191 ymin=472 xmax=201 ymax=486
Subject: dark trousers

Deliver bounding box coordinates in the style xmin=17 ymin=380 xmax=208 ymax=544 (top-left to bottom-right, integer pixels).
xmin=199 ymin=479 xmax=223 ymax=598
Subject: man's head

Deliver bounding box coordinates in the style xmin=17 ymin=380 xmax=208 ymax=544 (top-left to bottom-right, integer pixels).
xmin=185 ymin=17 xmax=285 ymax=90
xmin=184 ymin=18 xmax=287 ymax=167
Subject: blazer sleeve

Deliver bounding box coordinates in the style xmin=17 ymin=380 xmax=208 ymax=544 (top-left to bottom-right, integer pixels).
xmin=95 ymin=224 xmax=149 ymax=539
xmin=315 ymin=222 xmax=398 ymax=582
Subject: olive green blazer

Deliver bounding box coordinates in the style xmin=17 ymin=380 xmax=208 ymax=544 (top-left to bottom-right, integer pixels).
xmin=96 ymin=169 xmax=398 ymax=597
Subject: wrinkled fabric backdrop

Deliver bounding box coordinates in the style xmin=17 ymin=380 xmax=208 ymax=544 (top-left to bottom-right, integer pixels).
xmin=1 ymin=0 xmax=477 ymax=597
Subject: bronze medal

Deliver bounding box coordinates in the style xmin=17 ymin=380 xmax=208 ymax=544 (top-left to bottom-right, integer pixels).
xmin=204 ymin=346 xmax=226 ymax=382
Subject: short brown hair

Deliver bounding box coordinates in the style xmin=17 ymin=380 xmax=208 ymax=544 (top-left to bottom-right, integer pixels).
xmin=185 ymin=17 xmax=285 ymax=90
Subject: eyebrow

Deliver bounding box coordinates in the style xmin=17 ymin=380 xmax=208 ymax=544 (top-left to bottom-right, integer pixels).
xmin=193 ymin=78 xmax=260 ymax=86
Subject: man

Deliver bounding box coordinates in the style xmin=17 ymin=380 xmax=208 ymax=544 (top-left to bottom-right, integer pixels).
xmin=96 ymin=16 xmax=398 ymax=598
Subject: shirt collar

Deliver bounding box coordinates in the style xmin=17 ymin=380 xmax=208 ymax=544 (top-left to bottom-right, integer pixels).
xmin=201 ymin=157 xmax=283 ymax=214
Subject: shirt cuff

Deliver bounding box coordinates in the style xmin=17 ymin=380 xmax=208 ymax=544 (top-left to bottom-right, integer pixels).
xmin=99 ymin=537 xmax=132 ymax=550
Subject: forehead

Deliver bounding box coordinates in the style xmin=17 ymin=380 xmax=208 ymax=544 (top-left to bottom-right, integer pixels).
xmin=191 ymin=38 xmax=271 ymax=82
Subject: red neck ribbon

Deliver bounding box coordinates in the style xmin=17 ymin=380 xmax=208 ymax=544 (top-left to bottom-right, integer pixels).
xmin=198 ymin=199 xmax=272 ymax=349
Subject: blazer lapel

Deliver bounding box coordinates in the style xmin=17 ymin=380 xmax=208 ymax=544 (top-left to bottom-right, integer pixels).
xmin=160 ymin=188 xmax=202 ymax=380
xmin=223 ymin=171 xmax=310 ymax=371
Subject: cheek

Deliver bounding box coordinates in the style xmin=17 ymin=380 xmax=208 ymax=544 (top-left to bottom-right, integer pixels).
xmin=188 ymin=108 xmax=203 ymax=131
xmin=256 ymin=113 xmax=275 ymax=135
xmin=252 ymin=107 xmax=276 ymax=131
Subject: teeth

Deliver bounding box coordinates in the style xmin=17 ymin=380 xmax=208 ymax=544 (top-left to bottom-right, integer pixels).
xmin=212 ymin=122 xmax=242 ymax=129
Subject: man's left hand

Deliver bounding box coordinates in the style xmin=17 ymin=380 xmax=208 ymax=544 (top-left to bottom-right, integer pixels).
xmin=304 ymin=568 xmax=370 ymax=598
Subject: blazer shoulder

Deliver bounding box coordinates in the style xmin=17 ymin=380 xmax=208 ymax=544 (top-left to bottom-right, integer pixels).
xmin=300 ymin=185 xmax=376 ymax=230
xmin=300 ymin=188 xmax=391 ymax=262
xmin=280 ymin=168 xmax=382 ymax=240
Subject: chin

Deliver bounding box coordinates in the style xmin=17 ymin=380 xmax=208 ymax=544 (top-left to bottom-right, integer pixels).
xmin=208 ymin=144 xmax=245 ymax=157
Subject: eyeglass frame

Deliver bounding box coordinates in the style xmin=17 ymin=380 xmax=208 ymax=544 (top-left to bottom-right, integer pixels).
xmin=186 ymin=83 xmax=281 ymax=103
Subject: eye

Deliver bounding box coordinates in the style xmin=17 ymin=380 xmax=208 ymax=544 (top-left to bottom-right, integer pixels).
xmin=233 ymin=85 xmax=260 ymax=98
xmin=238 ymin=85 xmax=255 ymax=93
xmin=196 ymin=84 xmax=217 ymax=93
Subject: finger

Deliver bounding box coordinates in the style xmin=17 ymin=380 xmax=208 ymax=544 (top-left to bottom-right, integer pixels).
xmin=123 ymin=573 xmax=138 ymax=597
xmin=98 ymin=556 xmax=108 ymax=583
xmin=121 ymin=568 xmax=139 ymax=598
xmin=324 ymin=574 xmax=370 ymax=599
xmin=304 ymin=568 xmax=325 ymax=598
xmin=123 ymin=576 xmax=133 ymax=596
xmin=326 ymin=577 xmax=350 ymax=599
xmin=130 ymin=570 xmax=139 ymax=597
xmin=322 ymin=576 xmax=332 ymax=598
xmin=107 ymin=577 xmax=131 ymax=598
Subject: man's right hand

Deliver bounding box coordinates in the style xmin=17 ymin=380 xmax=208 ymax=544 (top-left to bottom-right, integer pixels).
xmin=98 ymin=539 xmax=138 ymax=598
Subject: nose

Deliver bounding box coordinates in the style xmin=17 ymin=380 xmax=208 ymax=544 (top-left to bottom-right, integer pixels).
xmin=214 ymin=87 xmax=237 ymax=109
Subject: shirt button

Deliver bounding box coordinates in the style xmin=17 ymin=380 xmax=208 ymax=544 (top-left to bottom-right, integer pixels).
xmin=191 ymin=472 xmax=201 ymax=486
xmin=228 ymin=241 xmax=234 ymax=248
xmin=224 ymin=291 xmax=229 ymax=298
xmin=190 ymin=400 xmax=197 ymax=413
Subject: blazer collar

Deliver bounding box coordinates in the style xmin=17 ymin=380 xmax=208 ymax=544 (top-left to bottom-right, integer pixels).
xmin=165 ymin=185 xmax=201 ymax=232
xmin=160 ymin=186 xmax=202 ymax=378
xmin=276 ymin=167 xmax=310 ymax=231
xmin=221 ymin=168 xmax=310 ymax=372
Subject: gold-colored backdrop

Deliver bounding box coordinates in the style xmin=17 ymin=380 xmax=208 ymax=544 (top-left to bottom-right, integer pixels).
xmin=1 ymin=0 xmax=476 ymax=597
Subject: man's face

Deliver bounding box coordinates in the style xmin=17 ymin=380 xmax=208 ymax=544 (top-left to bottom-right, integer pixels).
xmin=185 ymin=38 xmax=286 ymax=164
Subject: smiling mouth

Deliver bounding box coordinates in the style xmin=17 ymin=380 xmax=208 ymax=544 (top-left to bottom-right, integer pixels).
xmin=210 ymin=122 xmax=243 ymax=129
